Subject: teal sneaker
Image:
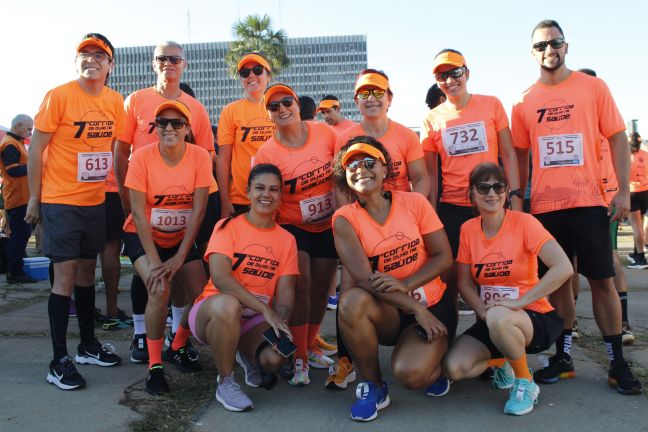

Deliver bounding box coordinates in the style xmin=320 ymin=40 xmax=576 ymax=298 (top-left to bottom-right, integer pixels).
xmin=492 ymin=361 xmax=515 ymax=389
xmin=351 ymin=381 xmax=390 ymax=422
xmin=504 ymin=378 xmax=539 ymax=415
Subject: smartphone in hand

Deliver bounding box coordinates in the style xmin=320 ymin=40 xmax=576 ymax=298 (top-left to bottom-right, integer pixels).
xmin=414 ymin=324 xmax=428 ymax=340
xmin=262 ymin=328 xmax=297 ymax=357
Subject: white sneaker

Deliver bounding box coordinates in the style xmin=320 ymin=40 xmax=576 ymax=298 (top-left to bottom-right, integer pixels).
xmin=289 ymin=358 xmax=310 ymax=386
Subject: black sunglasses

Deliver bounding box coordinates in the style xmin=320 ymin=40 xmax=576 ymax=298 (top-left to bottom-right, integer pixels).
xmin=345 ymin=157 xmax=378 ymax=172
xmin=267 ymin=96 xmax=295 ymax=112
xmin=155 ymin=118 xmax=187 ymax=129
xmin=155 ymin=55 xmax=184 ymax=65
xmin=239 ymin=65 xmax=265 ymax=78
xmin=474 ymin=182 xmax=507 ymax=195
xmin=532 ymin=38 xmax=565 ymax=52
xmin=435 ymin=67 xmax=467 ymax=82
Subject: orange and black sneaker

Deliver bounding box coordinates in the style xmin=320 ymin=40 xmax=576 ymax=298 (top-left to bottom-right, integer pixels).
xmin=326 ymin=356 xmax=356 ymax=390
xmin=533 ymin=355 xmax=575 ymax=384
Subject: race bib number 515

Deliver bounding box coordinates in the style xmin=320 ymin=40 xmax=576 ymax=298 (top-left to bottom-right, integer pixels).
xmin=538 ymin=134 xmax=584 ymax=168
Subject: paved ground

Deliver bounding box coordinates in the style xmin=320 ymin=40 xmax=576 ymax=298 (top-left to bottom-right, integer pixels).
xmin=1 ymin=227 xmax=647 ymax=431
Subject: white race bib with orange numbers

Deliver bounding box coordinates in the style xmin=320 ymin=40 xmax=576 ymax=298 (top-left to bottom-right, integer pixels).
xmin=538 ymin=134 xmax=584 ymax=168
xmin=408 ymin=287 xmax=428 ymax=306
xmin=77 ymin=152 xmax=112 ymax=182
xmin=442 ymin=121 xmax=488 ymax=156
xmin=299 ymin=191 xmax=335 ymax=224
xmin=480 ymin=285 xmax=519 ymax=305
xmin=151 ymin=208 xmax=192 ymax=233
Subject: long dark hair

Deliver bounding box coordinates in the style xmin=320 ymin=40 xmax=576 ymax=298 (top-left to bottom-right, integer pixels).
xmin=217 ymin=163 xmax=282 ymax=231
xmin=629 ymin=132 xmax=642 ymax=153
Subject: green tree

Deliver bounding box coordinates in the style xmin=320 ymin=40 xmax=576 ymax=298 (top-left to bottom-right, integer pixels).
xmin=225 ymin=14 xmax=290 ymax=77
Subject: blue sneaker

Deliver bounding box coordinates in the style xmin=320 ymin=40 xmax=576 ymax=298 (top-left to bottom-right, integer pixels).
xmin=327 ymin=293 xmax=339 ymax=310
xmin=351 ymin=381 xmax=390 ymax=422
xmin=425 ymin=376 xmax=451 ymax=397
xmin=504 ymin=378 xmax=539 ymax=416
xmin=492 ymin=361 xmax=515 ymax=389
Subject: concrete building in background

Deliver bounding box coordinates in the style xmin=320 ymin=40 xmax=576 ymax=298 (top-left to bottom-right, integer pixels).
xmin=111 ymin=35 xmax=367 ymax=124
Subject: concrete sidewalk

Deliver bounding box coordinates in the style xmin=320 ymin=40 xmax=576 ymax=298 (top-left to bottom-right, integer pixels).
xmin=1 ymin=227 xmax=647 ymax=431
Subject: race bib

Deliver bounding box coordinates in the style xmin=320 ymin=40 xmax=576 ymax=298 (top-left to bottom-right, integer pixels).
xmin=299 ymin=191 xmax=335 ymax=224
xmin=150 ymin=208 xmax=192 ymax=233
xmin=408 ymin=287 xmax=428 ymax=306
xmin=77 ymin=152 xmax=112 ymax=182
xmin=480 ymin=285 xmax=519 ymax=305
xmin=442 ymin=121 xmax=488 ymax=156
xmin=538 ymin=134 xmax=584 ymax=168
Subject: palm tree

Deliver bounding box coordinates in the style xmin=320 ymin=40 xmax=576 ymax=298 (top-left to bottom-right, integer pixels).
xmin=225 ymin=14 xmax=290 ymax=77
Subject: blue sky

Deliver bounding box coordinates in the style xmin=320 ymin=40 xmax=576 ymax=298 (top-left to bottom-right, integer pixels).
xmin=2 ymin=0 xmax=646 ymax=132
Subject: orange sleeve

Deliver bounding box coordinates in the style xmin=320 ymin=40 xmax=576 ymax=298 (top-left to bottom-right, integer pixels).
xmin=595 ymin=79 xmax=625 ymax=139
xmin=493 ymin=97 xmax=510 ymax=132
xmin=204 ymin=219 xmax=235 ymax=262
xmin=123 ymin=149 xmax=148 ymax=193
xmin=332 ymin=204 xmax=358 ymax=233
xmin=510 ymin=102 xmax=530 ymax=149
xmin=113 ymin=93 xmax=126 ymax=138
xmin=217 ymin=104 xmax=235 ymax=146
xmin=280 ymin=235 xmax=299 ymax=276
xmin=414 ymin=193 xmax=443 ymax=234
xmin=34 ymin=88 xmax=62 ymax=133
xmin=116 ymin=93 xmax=136 ymax=143
xmin=194 ymin=147 xmax=215 ymax=188
xmin=193 ymin=105 xmax=215 ymax=153
xmin=456 ymin=220 xmax=474 ymax=264
xmin=522 ymin=213 xmax=554 ymax=256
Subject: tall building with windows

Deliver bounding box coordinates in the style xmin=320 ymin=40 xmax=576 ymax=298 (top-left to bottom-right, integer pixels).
xmin=111 ymin=35 xmax=367 ymax=124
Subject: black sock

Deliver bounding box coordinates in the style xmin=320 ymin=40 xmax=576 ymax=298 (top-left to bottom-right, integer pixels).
xmin=74 ymin=285 xmax=96 ymax=346
xmin=556 ymin=329 xmax=572 ymax=359
xmin=603 ymin=334 xmax=624 ymax=367
xmin=618 ymin=292 xmax=629 ymax=323
xmin=130 ymin=274 xmax=148 ymax=315
xmin=48 ymin=261 xmax=54 ymax=288
xmin=48 ymin=293 xmax=70 ymax=362
xmin=335 ymin=307 xmax=352 ymax=362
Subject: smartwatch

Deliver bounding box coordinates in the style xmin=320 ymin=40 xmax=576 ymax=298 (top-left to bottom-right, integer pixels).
xmin=509 ymin=189 xmax=522 ymax=199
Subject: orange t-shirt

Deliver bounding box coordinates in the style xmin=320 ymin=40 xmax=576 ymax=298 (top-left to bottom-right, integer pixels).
xmin=332 ymin=191 xmax=446 ymax=308
xmin=422 ymin=94 xmax=509 ymax=206
xmin=599 ymin=137 xmax=618 ymax=204
xmin=110 ymin=87 xmax=216 ymax=193
xmin=336 ymin=121 xmax=424 ymax=192
xmin=254 ymin=122 xmax=337 ymax=232
xmin=331 ymin=119 xmax=356 ymax=135
xmin=511 ymin=71 xmax=625 ymax=214
xmin=217 ymin=98 xmax=276 ymax=205
xmin=123 ymin=143 xmax=213 ymax=248
xmin=196 ymin=215 xmax=299 ymax=317
xmin=34 ymin=80 xmax=125 ymax=206
xmin=630 ymin=149 xmax=648 ymax=193
xmin=0 ymin=134 xmax=30 ymax=209
xmin=457 ymin=210 xmax=554 ymax=313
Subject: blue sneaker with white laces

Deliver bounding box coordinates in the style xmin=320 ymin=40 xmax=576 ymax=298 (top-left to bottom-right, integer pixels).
xmin=351 ymin=381 xmax=390 ymax=422
xmin=425 ymin=376 xmax=451 ymax=397
xmin=492 ymin=361 xmax=515 ymax=389
xmin=504 ymin=378 xmax=540 ymax=415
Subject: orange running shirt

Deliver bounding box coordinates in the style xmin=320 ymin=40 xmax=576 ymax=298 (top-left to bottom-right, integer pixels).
xmin=123 ymin=143 xmax=213 ymax=248
xmin=196 ymin=215 xmax=299 ymax=318
xmin=331 ymin=119 xmax=356 ymax=135
xmin=333 ymin=191 xmax=446 ymax=308
xmin=630 ymin=149 xmax=648 ymax=193
xmin=457 ymin=210 xmax=554 ymax=313
xmin=599 ymin=137 xmax=618 ymax=204
xmin=422 ymin=94 xmax=509 ymax=206
xmin=254 ymin=122 xmax=337 ymax=232
xmin=34 ymin=80 xmax=124 ymax=206
xmin=336 ymin=121 xmax=424 ymax=192
xmin=511 ymin=71 xmax=625 ymax=214
xmin=0 ymin=134 xmax=30 ymax=209
xmin=217 ymin=99 xmax=276 ymax=205
xmin=110 ymin=87 xmax=216 ymax=192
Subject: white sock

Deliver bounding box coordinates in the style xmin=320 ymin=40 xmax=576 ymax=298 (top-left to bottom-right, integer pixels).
xmin=133 ymin=314 xmax=146 ymax=335
xmin=171 ymin=306 xmax=185 ymax=334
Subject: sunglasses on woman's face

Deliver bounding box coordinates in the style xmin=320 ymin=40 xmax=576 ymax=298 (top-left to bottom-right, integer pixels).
xmin=474 ymin=182 xmax=507 ymax=195
xmin=239 ymin=65 xmax=265 ymax=78
xmin=345 ymin=157 xmax=379 ymax=172
xmin=267 ymin=96 xmax=295 ymax=112
xmin=155 ymin=117 xmax=187 ymax=129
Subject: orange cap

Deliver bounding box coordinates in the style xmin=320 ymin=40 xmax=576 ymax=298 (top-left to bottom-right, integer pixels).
xmin=263 ymin=84 xmax=298 ymax=107
xmin=354 ymin=72 xmax=390 ymax=93
xmin=341 ymin=142 xmax=387 ymax=166
xmin=77 ymin=36 xmax=113 ymax=59
xmin=237 ymin=53 xmax=272 ymax=72
xmin=154 ymin=100 xmax=192 ymax=125
xmin=318 ymin=99 xmax=340 ymax=112
xmin=432 ymin=51 xmax=467 ymax=73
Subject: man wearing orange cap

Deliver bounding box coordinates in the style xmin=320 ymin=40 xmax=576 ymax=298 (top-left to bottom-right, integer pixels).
xmin=113 ymin=41 xmax=215 ymax=366
xmin=216 ymin=52 xmax=276 ymax=219
xmin=511 ymin=19 xmax=641 ymax=395
xmin=27 ymin=33 xmax=124 ymax=391
xmin=318 ymin=95 xmax=355 ymax=135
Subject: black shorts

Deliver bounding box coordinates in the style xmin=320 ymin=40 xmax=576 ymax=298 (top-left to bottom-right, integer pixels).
xmin=630 ymin=190 xmax=648 ymax=214
xmin=437 ymin=202 xmax=476 ymax=259
xmin=282 ymin=225 xmax=338 ymax=259
xmin=196 ymin=192 xmax=221 ymax=245
xmin=122 ymin=232 xmax=201 ymax=265
xmin=42 ymin=203 xmax=105 ymax=263
xmin=463 ymin=309 xmax=563 ymax=358
xmin=398 ymin=288 xmax=458 ymax=342
xmin=535 ymin=206 xmax=614 ymax=279
xmin=104 ymin=192 xmax=125 ymax=242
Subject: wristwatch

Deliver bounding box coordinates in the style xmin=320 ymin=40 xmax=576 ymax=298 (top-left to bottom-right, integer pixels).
xmin=509 ymin=189 xmax=522 ymax=199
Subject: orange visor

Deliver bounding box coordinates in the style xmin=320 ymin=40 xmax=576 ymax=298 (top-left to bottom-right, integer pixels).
xmin=237 ymin=53 xmax=272 ymax=72
xmin=263 ymin=84 xmax=298 ymax=107
xmin=354 ymin=73 xmax=389 ymax=93
xmin=432 ymin=51 xmax=467 ymax=73
xmin=341 ymin=143 xmax=387 ymax=166
xmin=318 ymin=100 xmax=340 ymax=111
xmin=154 ymin=100 xmax=192 ymax=124
xmin=77 ymin=36 xmax=113 ymax=59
